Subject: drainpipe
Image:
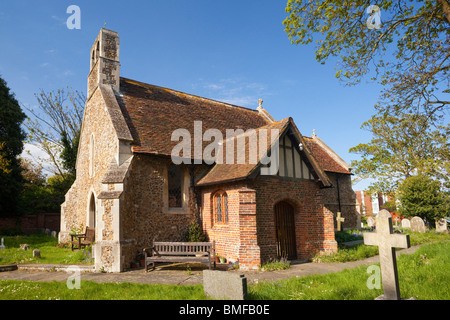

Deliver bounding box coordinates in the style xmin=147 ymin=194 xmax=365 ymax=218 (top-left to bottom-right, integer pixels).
xmin=336 ymin=174 xmax=342 ymax=213
xmin=189 ymin=164 xmax=202 ymax=225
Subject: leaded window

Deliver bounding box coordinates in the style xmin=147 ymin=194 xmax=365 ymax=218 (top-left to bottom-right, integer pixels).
xmin=168 ymin=163 xmax=182 ymax=208
xmin=214 ymin=191 xmax=228 ymax=224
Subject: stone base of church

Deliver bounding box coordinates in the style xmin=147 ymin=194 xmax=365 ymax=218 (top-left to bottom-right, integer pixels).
xmin=93 ymin=241 xmax=122 ymax=273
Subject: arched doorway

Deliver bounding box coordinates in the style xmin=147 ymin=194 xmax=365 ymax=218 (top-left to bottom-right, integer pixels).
xmin=88 ymin=192 xmax=96 ymax=228
xmin=274 ymin=201 xmax=297 ymax=260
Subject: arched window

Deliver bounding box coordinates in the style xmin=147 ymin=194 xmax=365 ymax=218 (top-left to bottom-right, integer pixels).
xmin=91 ymin=41 xmax=100 ymax=69
xmin=89 ymin=134 xmax=95 ymax=177
xmin=88 ymin=192 xmax=96 ymax=228
xmin=213 ymin=191 xmax=228 ymax=223
xmin=168 ymin=163 xmax=182 ymax=208
xmin=91 ymin=50 xmax=95 ymax=68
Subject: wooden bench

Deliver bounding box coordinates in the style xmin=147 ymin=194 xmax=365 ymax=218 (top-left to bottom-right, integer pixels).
xmin=143 ymin=241 xmax=216 ymax=272
xmin=70 ymin=227 xmax=95 ymax=251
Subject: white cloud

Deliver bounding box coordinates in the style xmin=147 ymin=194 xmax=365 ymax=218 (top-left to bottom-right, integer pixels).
xmin=220 ymin=96 xmax=256 ymax=107
xmin=200 ymin=78 xmax=269 ymax=108
xmin=203 ymin=83 xmax=224 ymax=90
xmin=63 ymin=70 xmax=74 ymax=77
xmin=51 ymin=15 xmax=66 ymax=25
xmin=21 ymin=143 xmax=53 ymax=176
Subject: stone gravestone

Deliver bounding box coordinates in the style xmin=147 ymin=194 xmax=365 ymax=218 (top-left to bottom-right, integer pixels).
xmin=367 ymin=216 xmax=375 ymax=228
xmin=401 ymin=218 xmax=411 ymax=229
xmin=203 ymin=270 xmax=247 ymax=300
xmin=393 ymin=215 xmax=400 ymax=227
xmin=411 ymin=216 xmax=426 ymax=233
xmin=363 ymin=210 xmax=411 ymax=300
xmin=336 ymin=212 xmax=345 ymax=232
xmin=436 ymin=218 xmax=447 ymax=233
xmin=33 ymin=249 xmax=41 ymax=258
xmin=0 ymin=238 xmax=5 ymax=250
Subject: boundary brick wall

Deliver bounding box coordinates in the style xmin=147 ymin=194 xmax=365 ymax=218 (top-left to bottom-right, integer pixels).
xmin=0 ymin=213 xmax=60 ymax=234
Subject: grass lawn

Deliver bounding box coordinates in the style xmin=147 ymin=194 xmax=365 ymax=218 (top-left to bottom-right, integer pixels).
xmin=312 ymin=229 xmax=450 ymax=263
xmin=0 ymin=234 xmax=92 ymax=265
xmin=0 ymin=280 xmax=206 ymax=300
xmin=0 ymin=241 xmax=448 ymax=300
xmin=248 ymin=241 xmax=450 ymax=300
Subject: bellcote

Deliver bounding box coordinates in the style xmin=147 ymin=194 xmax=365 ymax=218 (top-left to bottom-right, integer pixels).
xmin=87 ymin=28 xmax=120 ymax=99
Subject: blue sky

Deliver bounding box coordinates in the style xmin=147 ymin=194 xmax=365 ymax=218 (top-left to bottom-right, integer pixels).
xmin=0 ymin=1 xmax=384 ymax=190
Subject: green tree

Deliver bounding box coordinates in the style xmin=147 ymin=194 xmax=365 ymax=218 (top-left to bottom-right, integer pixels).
xmin=283 ymin=0 xmax=450 ymax=123
xmin=349 ymin=113 xmax=449 ymax=193
xmin=19 ymin=159 xmax=74 ymax=215
xmin=0 ymin=76 xmax=26 ymax=216
xmin=25 ymin=87 xmax=84 ymax=178
xmin=60 ymin=130 xmax=80 ymax=176
xmin=397 ymin=174 xmax=449 ymax=226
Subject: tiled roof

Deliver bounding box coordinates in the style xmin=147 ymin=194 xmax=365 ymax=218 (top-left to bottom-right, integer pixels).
xmin=303 ymin=136 xmax=351 ymax=174
xmin=116 ymin=77 xmax=270 ymax=158
xmin=196 ymin=118 xmax=335 ymax=187
xmin=195 ymin=118 xmax=290 ymax=186
xmin=112 ymin=77 xmax=349 ymax=185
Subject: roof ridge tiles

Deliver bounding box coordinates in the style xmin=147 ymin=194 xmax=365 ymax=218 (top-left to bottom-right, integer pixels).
xmin=120 ymin=77 xmax=261 ymax=115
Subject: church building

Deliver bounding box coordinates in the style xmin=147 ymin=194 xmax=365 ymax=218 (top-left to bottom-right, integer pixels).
xmin=59 ymin=28 xmax=360 ymax=272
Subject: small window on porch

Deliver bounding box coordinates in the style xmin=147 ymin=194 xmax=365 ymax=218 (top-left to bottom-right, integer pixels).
xmin=213 ymin=191 xmax=228 ymax=223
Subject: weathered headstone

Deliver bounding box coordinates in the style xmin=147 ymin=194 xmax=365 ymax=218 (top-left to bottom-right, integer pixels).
xmin=336 ymin=212 xmax=345 ymax=232
xmin=393 ymin=215 xmax=400 ymax=227
xmin=436 ymin=218 xmax=447 ymax=233
xmin=20 ymin=244 xmax=30 ymax=251
xmin=0 ymin=238 xmax=5 ymax=250
xmin=203 ymin=270 xmax=247 ymax=300
xmin=401 ymin=218 xmax=411 ymax=229
xmin=367 ymin=216 xmax=375 ymax=228
xmin=51 ymin=231 xmax=58 ymax=238
xmin=33 ymin=249 xmax=41 ymax=258
xmin=411 ymin=216 xmax=426 ymax=233
xmin=363 ymin=210 xmax=410 ymax=300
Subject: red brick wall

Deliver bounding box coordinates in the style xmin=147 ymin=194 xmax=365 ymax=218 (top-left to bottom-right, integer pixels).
xmin=201 ymin=185 xmax=242 ymax=263
xmin=321 ymin=173 xmax=360 ymax=230
xmin=0 ymin=213 xmax=60 ymax=234
xmin=364 ymin=193 xmax=374 ymax=216
xmin=252 ymin=176 xmax=337 ymax=262
xmin=199 ymin=176 xmax=337 ymax=270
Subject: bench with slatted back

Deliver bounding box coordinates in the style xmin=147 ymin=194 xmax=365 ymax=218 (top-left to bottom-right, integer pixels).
xmin=143 ymin=241 xmax=216 ymax=272
xmin=70 ymin=227 xmax=95 ymax=251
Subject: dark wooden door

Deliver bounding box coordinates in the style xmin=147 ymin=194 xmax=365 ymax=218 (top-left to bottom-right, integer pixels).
xmin=274 ymin=201 xmax=297 ymax=260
